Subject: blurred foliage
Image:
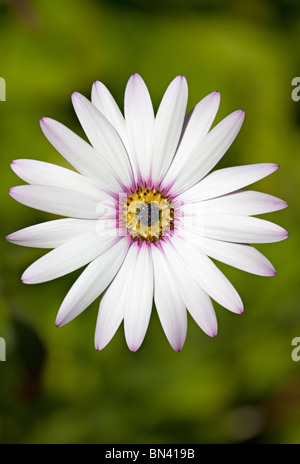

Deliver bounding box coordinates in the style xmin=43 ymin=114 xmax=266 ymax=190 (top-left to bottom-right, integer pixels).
xmin=0 ymin=0 xmax=299 ymax=444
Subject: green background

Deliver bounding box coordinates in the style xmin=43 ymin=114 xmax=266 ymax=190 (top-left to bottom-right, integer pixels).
xmin=0 ymin=0 xmax=299 ymax=444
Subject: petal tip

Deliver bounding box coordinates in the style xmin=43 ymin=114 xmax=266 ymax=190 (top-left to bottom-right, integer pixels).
xmin=71 ymin=91 xmax=80 ymax=102
xmin=40 ymin=117 xmax=53 ymax=129
xmin=172 ymin=340 xmax=184 ymax=352
xmin=127 ymin=73 xmax=143 ymax=88
xmin=39 ymin=117 xmax=51 ymax=129
xmin=55 ymin=314 xmax=69 ymax=327
xmin=10 ymin=160 xmax=19 ymax=176
xmin=209 ymin=329 xmax=218 ymax=338
xmin=213 ymin=90 xmax=221 ymax=100
xmin=95 ymin=341 xmax=107 ymax=351
xmin=129 ymin=347 xmax=138 ymax=353
xmin=173 ymin=74 xmax=187 ymax=86
xmin=174 ymin=346 xmax=183 ymax=353
xmin=128 ymin=342 xmax=140 ymax=352
xmin=265 ymin=261 xmax=277 ymax=277
xmin=8 ymin=187 xmax=16 ymax=198
xmin=277 ymin=200 xmax=288 ymax=210
xmin=94 ymin=338 xmax=101 ymax=350
xmin=21 ymin=274 xmax=30 ymax=284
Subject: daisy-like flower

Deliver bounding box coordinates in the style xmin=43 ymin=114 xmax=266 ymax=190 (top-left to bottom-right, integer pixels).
xmin=7 ymin=74 xmax=288 ymax=352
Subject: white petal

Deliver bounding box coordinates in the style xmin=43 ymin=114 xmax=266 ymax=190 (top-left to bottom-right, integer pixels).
xmin=151 ymin=244 xmax=187 ymax=351
xmin=171 ymin=236 xmax=243 ymax=314
xmin=162 ymin=241 xmax=217 ymax=336
xmin=91 ymin=80 xmax=128 ymax=147
xmin=181 ymin=190 xmax=288 ymax=216
xmin=124 ymin=74 xmax=154 ymax=181
xmin=95 ymin=243 xmax=137 ymax=350
xmin=178 ymin=163 xmax=279 ymax=203
xmin=11 ymin=159 xmax=108 ymax=199
xmin=56 ymin=238 xmax=129 ymax=326
xmin=150 ymin=76 xmax=188 ymax=184
xmin=21 ymin=233 xmax=116 ymax=284
xmin=72 ymin=92 xmax=133 ymax=187
xmin=181 ymin=230 xmax=276 ymax=276
xmin=6 ymin=218 xmax=97 ymax=248
xmin=40 ymin=117 xmax=121 ymax=193
xmin=124 ymin=243 xmax=153 ymax=351
xmin=163 ymin=91 xmax=220 ymax=186
xmin=181 ymin=214 xmax=288 ymax=243
xmin=171 ymin=110 xmax=245 ymax=193
xmin=9 ymin=185 xmax=110 ymax=219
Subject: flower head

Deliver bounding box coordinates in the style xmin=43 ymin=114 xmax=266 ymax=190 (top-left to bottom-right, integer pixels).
xmin=7 ymin=74 xmax=288 ymax=351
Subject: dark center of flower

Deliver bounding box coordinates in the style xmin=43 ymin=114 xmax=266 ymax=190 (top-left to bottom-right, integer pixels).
xmin=118 ymin=186 xmax=174 ymax=243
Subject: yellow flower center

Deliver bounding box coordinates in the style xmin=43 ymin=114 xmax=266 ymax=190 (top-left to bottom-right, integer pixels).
xmin=119 ymin=186 xmax=174 ymax=243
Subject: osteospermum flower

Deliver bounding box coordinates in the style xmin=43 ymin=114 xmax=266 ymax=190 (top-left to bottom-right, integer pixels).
xmin=7 ymin=74 xmax=288 ymax=352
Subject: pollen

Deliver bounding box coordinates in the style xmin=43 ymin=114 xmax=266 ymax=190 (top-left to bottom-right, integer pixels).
xmin=118 ymin=186 xmax=174 ymax=243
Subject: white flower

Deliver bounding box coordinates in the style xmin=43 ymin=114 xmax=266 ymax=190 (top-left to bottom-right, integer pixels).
xmin=7 ymin=74 xmax=288 ymax=352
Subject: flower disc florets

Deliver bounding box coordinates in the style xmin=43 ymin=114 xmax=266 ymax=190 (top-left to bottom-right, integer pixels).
xmin=119 ymin=185 xmax=175 ymax=243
